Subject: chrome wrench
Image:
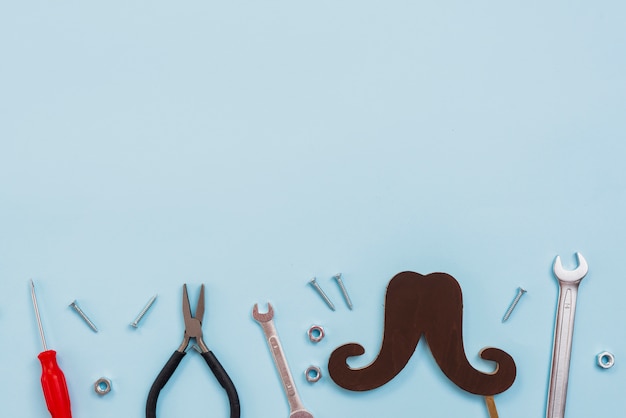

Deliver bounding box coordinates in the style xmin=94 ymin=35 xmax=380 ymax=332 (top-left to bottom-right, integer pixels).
xmin=546 ymin=252 xmax=588 ymax=418
xmin=252 ymin=303 xmax=314 ymax=418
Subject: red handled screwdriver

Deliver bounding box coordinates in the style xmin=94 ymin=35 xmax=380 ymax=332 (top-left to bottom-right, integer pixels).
xmin=30 ymin=279 xmax=73 ymax=418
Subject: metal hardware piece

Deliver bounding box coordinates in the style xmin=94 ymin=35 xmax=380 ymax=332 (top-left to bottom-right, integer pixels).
xmin=333 ymin=273 xmax=353 ymax=310
xmin=502 ymin=287 xmax=526 ymax=322
xmin=308 ymin=277 xmax=335 ymax=311
xmin=307 ymin=325 xmax=325 ymax=343
xmin=305 ymin=366 xmax=322 ymax=383
xmin=252 ymin=303 xmax=314 ymax=418
xmin=130 ymin=294 xmax=157 ymax=328
xmin=94 ymin=377 xmax=112 ymax=395
xmin=69 ymin=300 xmax=99 ymax=332
xmin=547 ymin=252 xmax=589 ymax=418
xmin=597 ymin=351 xmax=615 ymax=369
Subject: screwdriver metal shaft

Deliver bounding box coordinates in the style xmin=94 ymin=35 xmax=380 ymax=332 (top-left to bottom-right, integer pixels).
xmin=30 ymin=280 xmax=73 ymax=418
xmin=31 ymin=279 xmax=48 ymax=351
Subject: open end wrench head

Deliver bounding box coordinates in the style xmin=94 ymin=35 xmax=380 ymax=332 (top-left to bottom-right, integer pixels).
xmin=553 ymin=252 xmax=588 ymax=284
xmin=252 ymin=302 xmax=274 ymax=323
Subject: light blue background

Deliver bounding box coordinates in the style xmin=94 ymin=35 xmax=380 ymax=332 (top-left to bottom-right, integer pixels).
xmin=1 ymin=1 xmax=625 ymax=417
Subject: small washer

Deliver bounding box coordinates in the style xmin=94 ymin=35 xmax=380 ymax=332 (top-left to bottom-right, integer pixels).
xmin=597 ymin=351 xmax=615 ymax=369
xmin=94 ymin=377 xmax=112 ymax=395
xmin=305 ymin=366 xmax=322 ymax=383
xmin=307 ymin=325 xmax=325 ymax=343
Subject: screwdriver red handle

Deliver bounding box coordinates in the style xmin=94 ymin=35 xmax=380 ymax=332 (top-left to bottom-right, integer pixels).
xmin=38 ymin=350 xmax=72 ymax=418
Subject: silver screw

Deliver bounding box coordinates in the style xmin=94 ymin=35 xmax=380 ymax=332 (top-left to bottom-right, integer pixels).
xmin=69 ymin=300 xmax=99 ymax=332
xmin=308 ymin=277 xmax=335 ymax=311
xmin=502 ymin=287 xmax=527 ymax=322
xmin=333 ymin=273 xmax=353 ymax=310
xmin=130 ymin=294 xmax=157 ymax=328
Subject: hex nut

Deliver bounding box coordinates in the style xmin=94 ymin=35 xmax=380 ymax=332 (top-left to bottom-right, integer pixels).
xmin=597 ymin=351 xmax=615 ymax=369
xmin=305 ymin=366 xmax=322 ymax=383
xmin=307 ymin=325 xmax=325 ymax=343
xmin=94 ymin=377 xmax=112 ymax=395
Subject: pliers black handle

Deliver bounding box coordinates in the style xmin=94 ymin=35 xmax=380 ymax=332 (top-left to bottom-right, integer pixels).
xmin=146 ymin=284 xmax=240 ymax=418
xmin=146 ymin=349 xmax=240 ymax=418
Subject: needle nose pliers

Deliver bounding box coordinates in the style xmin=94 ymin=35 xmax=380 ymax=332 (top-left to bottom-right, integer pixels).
xmin=146 ymin=284 xmax=240 ymax=418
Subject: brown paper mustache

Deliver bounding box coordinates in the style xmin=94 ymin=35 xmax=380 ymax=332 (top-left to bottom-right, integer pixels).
xmin=328 ymin=271 xmax=516 ymax=396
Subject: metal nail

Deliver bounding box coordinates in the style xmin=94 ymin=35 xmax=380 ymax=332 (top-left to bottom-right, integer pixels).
xmin=333 ymin=273 xmax=353 ymax=310
xmin=130 ymin=294 xmax=157 ymax=328
xmin=502 ymin=287 xmax=527 ymax=322
xmin=308 ymin=277 xmax=335 ymax=311
xmin=69 ymin=300 xmax=99 ymax=332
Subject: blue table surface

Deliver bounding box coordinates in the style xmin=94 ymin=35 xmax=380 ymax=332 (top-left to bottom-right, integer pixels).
xmin=1 ymin=1 xmax=625 ymax=417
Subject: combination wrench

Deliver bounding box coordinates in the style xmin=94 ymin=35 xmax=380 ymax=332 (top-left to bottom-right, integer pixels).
xmin=546 ymin=252 xmax=588 ymax=418
xmin=252 ymin=303 xmax=314 ymax=418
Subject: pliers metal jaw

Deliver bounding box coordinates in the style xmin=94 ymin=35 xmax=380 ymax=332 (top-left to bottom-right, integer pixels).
xmin=178 ymin=283 xmax=208 ymax=353
xmin=146 ymin=284 xmax=240 ymax=418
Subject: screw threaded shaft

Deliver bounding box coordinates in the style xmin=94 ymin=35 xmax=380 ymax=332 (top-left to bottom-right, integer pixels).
xmin=69 ymin=300 xmax=99 ymax=332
